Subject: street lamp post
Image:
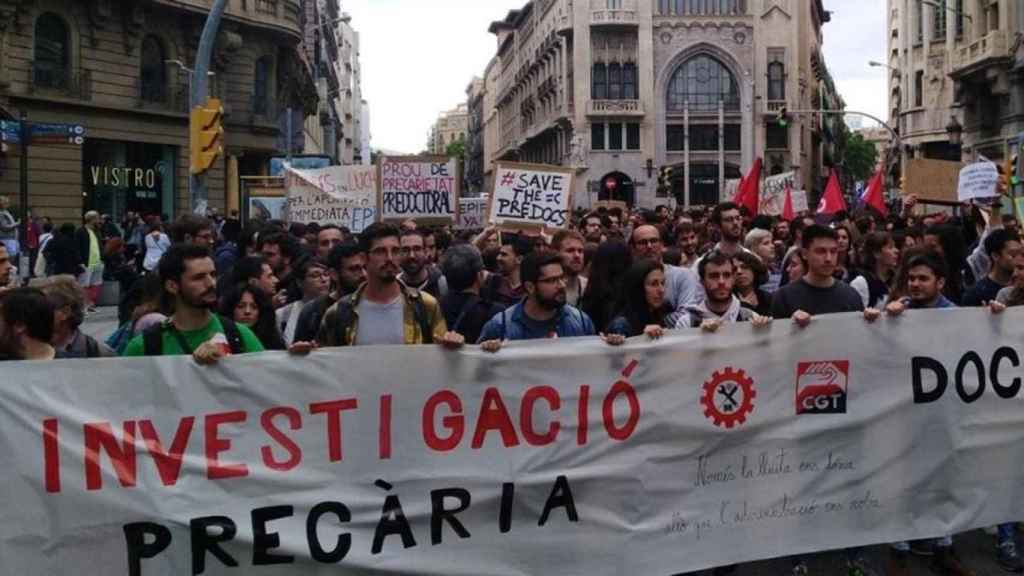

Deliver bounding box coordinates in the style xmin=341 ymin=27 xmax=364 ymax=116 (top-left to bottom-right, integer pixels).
xmin=946 ymin=116 xmax=964 ymax=163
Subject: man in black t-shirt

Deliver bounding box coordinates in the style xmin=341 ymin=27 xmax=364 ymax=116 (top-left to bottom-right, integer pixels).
xmin=440 ymin=244 xmax=504 ymax=344
xmin=771 ymin=225 xmax=869 ymax=326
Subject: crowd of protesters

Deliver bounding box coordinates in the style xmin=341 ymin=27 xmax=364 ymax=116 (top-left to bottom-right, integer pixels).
xmin=1 ymin=183 xmax=1023 ymax=576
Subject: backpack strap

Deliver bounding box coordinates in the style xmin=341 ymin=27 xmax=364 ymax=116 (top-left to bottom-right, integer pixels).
xmin=142 ymin=322 xmax=164 ymax=356
xmin=404 ymin=287 xmax=433 ymax=344
xmin=334 ymin=296 xmax=356 ymax=346
xmin=84 ymin=334 xmax=100 ymax=358
xmin=217 ymin=315 xmax=244 ymax=355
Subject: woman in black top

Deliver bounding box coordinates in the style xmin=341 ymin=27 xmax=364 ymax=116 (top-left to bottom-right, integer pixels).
xmin=733 ymin=251 xmax=773 ymax=317
xmin=219 ymin=283 xmax=286 ymax=350
xmin=606 ymin=259 xmax=672 ymax=338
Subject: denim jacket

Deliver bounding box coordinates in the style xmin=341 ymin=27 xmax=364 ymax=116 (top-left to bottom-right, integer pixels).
xmin=477 ymin=301 xmax=596 ymax=343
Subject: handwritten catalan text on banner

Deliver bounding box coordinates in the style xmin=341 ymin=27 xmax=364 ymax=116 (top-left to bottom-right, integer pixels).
xmin=379 ymin=156 xmax=458 ymax=222
xmin=5 ymin=311 xmax=1024 ymax=574
xmin=286 ymin=164 xmax=378 ymax=233
xmin=489 ymin=162 xmax=573 ymax=229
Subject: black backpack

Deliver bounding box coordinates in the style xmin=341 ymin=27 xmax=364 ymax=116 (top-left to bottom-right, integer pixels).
xmin=334 ymin=287 xmax=433 ymax=346
xmin=142 ymin=315 xmax=244 ymax=356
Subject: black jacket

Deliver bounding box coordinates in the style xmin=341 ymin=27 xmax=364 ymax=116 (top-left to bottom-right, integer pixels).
xmin=45 ymin=233 xmax=84 ymax=276
xmin=75 ymin=226 xmax=96 ymax=267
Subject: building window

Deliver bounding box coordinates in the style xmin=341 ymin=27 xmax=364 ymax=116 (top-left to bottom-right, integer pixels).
xmin=724 ymin=124 xmax=741 ymax=150
xmin=140 ymin=36 xmax=166 ymax=103
xmin=34 ymin=12 xmax=69 ymax=89
xmin=254 ymin=56 xmax=272 ymax=116
xmin=915 ymin=0 xmax=923 ymax=44
xmin=608 ymin=122 xmax=623 ymax=150
xmin=659 ymin=0 xmax=744 ymax=15
xmin=592 ymin=63 xmax=607 ymax=100
xmin=667 ymin=125 xmax=685 ymax=150
xmin=608 ymin=64 xmax=622 ymax=100
xmin=914 ymin=70 xmax=924 ymax=107
xmin=623 ymin=63 xmax=637 ymax=99
xmin=658 ymin=0 xmax=670 ymax=14
xmin=607 ymin=0 xmax=622 ymax=8
xmin=955 ymin=0 xmax=964 ymax=36
xmin=767 ymin=57 xmax=785 ymax=101
xmin=591 ymin=123 xmax=605 ymax=150
xmin=766 ymin=124 xmax=788 ymax=149
xmin=667 ymin=55 xmax=740 ymax=113
xmin=626 ymin=123 xmax=640 ymax=150
xmin=689 ymin=125 xmax=719 ymax=151
xmin=933 ymin=0 xmax=947 ymax=37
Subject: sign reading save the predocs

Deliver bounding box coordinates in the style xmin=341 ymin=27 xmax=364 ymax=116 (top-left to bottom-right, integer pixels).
xmin=9 ymin=311 xmax=1024 ymax=574
xmin=958 ymin=160 xmax=1000 ymax=202
xmin=489 ymin=162 xmax=574 ymax=229
xmin=285 ymin=164 xmax=377 ymax=233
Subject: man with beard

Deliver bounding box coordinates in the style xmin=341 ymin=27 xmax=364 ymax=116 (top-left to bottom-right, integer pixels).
xmin=397 ymin=229 xmax=445 ymax=299
xmin=675 ymin=221 xmax=701 ymax=268
xmin=316 ymin=225 xmax=347 ymax=260
xmin=259 ymin=231 xmax=302 ymax=304
xmin=707 ymin=202 xmax=751 ymax=258
xmin=479 ymin=252 xmax=622 ymax=351
xmin=40 ymin=275 xmax=115 ymax=358
xmin=0 ymin=287 xmax=57 ymax=361
xmin=0 ymin=243 xmax=12 ymax=293
xmin=123 ymin=244 xmax=263 ymax=361
xmin=317 ymin=223 xmax=458 ymax=347
xmin=292 ymin=242 xmax=366 ymax=343
xmin=581 ymin=212 xmax=604 ymax=244
xmin=552 ymin=230 xmax=587 ymax=306
xmin=679 ymin=251 xmax=771 ymax=329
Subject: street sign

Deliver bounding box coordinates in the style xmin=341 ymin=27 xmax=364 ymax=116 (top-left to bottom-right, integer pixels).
xmin=30 ymin=122 xmax=85 ymax=145
xmin=0 ymin=120 xmax=20 ymax=144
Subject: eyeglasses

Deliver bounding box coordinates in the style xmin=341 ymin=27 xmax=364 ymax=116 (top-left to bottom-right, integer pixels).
xmin=633 ymin=238 xmax=662 ymax=247
xmin=401 ymin=246 xmax=425 ymax=255
xmin=537 ymin=274 xmax=567 ymax=285
xmin=369 ymin=247 xmax=402 ymax=258
xmin=305 ymin=270 xmax=327 ymax=280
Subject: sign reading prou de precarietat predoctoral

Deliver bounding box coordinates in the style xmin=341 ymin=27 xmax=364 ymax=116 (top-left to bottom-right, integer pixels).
xmin=379 ymin=156 xmax=459 ymax=223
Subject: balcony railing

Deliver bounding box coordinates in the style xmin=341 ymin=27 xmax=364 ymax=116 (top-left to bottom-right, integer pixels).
xmin=591 ymin=9 xmax=637 ymax=26
xmin=951 ymin=30 xmax=1011 ymax=75
xmin=29 ymin=63 xmax=91 ymax=100
xmin=587 ymin=99 xmax=644 ymax=116
xmin=765 ymin=100 xmax=787 ymax=114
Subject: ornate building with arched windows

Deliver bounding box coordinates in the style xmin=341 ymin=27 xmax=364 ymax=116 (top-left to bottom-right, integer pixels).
xmin=487 ymin=0 xmax=843 ymax=209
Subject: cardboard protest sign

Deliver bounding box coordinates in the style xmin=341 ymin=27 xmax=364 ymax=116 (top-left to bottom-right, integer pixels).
xmin=905 ymin=158 xmax=961 ymax=203
xmin=957 ymin=161 xmax=1000 ymax=202
xmin=379 ymin=155 xmax=459 ymax=223
xmin=488 ymin=162 xmax=574 ymax=230
xmin=760 ymin=171 xmax=796 ymax=216
xmin=12 ymin=311 xmax=1024 ymax=574
xmin=457 ymin=197 xmax=488 ymax=230
xmin=286 ymin=164 xmax=377 ymax=233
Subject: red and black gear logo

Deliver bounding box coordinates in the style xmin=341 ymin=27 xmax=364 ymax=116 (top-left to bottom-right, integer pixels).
xmin=701 ymin=367 xmax=756 ymax=429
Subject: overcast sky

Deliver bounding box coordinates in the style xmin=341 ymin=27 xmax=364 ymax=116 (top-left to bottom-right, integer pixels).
xmin=342 ymin=0 xmax=889 ymax=154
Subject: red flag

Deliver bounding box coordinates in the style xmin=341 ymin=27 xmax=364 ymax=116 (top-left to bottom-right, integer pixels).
xmin=733 ymin=158 xmax=761 ymax=215
xmin=782 ymin=184 xmax=795 ymax=221
xmin=816 ymin=170 xmax=847 ymax=215
xmin=862 ymin=166 xmax=888 ymax=218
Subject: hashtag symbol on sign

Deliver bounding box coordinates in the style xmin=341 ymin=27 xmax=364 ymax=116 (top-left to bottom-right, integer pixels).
xmin=500 ymin=172 xmax=516 ymax=186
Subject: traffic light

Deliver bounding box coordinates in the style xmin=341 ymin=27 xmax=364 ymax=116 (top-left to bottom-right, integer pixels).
xmin=776 ymin=105 xmax=788 ymax=128
xmin=190 ymin=98 xmax=224 ymax=175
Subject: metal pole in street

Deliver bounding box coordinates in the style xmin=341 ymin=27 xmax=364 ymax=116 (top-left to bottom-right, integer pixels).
xmin=189 ymin=0 xmax=229 ymax=214
xmin=18 ymin=111 xmax=29 ymax=268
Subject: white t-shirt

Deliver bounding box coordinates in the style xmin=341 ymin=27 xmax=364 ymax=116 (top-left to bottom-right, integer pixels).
xmin=354 ymin=295 xmax=405 ymax=346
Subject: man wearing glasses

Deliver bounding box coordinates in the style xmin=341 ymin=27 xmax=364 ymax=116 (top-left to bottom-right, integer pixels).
xmin=317 ymin=223 xmax=460 ymax=348
xmin=397 ymin=229 xmax=445 ymax=299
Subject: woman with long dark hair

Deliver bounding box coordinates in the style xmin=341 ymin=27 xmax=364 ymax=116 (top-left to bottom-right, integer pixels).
xmin=579 ymin=240 xmax=631 ymax=332
xmin=606 ymin=259 xmax=672 ymax=338
xmin=850 ymin=231 xmax=899 ymax=309
xmin=219 ymin=284 xmax=286 ymax=350
xmin=733 ymin=251 xmax=772 ymax=317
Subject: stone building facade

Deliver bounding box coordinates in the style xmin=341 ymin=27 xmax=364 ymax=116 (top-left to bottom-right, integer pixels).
xmin=888 ymin=0 xmax=1024 ymax=165
xmin=427 ymin=103 xmax=468 ymax=156
xmin=0 ymin=0 xmax=320 ymax=223
xmin=486 ymin=0 xmax=841 ymax=209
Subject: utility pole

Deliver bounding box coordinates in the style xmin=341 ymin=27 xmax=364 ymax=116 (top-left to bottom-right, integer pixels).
xmin=189 ymin=0 xmax=229 ymax=214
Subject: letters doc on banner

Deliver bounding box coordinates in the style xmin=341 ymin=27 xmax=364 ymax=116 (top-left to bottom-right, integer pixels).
xmin=457 ymin=197 xmax=488 ymax=230
xmin=760 ymin=171 xmax=796 ymax=216
xmin=379 ymin=155 xmax=458 ymax=223
xmin=285 ymin=164 xmax=378 ymax=234
xmin=958 ymin=161 xmax=1000 ymax=202
xmin=488 ymin=162 xmax=574 ymax=230
xmin=12 ymin=310 xmax=1024 ymax=575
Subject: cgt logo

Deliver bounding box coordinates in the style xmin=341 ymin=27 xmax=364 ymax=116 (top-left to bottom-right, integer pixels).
xmin=796 ymin=361 xmax=849 ymax=414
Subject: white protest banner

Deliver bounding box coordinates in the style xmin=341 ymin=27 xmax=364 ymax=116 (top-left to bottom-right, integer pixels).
xmin=457 ymin=197 xmax=488 ymax=230
xmin=791 ymin=189 xmax=809 ymax=212
xmin=286 ymin=164 xmax=377 ymax=233
xmin=489 ymin=162 xmax=574 ymax=230
xmin=760 ymin=171 xmax=796 ymax=216
xmin=958 ymin=161 xmax=1000 ymax=202
xmin=379 ymin=155 xmax=459 ymax=223
xmin=8 ymin=310 xmax=1024 ymax=574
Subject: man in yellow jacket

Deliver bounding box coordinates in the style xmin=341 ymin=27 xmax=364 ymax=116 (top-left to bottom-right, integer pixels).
xmin=317 ymin=222 xmax=460 ymax=348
